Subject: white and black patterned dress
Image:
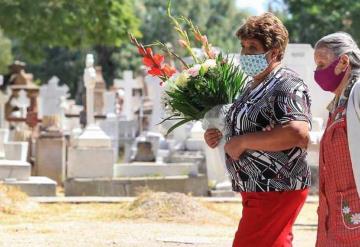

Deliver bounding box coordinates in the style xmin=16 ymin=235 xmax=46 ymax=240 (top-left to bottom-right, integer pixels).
xmin=225 ymin=67 xmax=312 ymax=192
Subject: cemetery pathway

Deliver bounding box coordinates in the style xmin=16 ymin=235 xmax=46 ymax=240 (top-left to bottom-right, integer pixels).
xmin=0 ymin=202 xmax=317 ymax=247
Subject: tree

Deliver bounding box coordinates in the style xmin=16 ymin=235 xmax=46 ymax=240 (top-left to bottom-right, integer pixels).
xmin=0 ymin=0 xmax=141 ymax=83
xmin=113 ymin=0 xmax=250 ymax=74
xmin=0 ymin=29 xmax=12 ymax=74
xmin=283 ymin=0 xmax=360 ymax=45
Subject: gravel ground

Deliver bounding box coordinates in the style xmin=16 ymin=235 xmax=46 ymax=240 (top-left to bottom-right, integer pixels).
xmin=0 ymin=221 xmax=316 ymax=247
xmin=0 ymin=201 xmax=318 ymax=247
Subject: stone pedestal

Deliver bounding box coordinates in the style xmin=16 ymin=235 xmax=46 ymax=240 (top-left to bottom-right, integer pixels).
xmin=0 ymin=160 xmax=31 ymax=180
xmin=113 ymin=162 xmax=198 ymax=177
xmin=100 ymin=116 xmax=120 ymax=162
xmin=35 ymin=134 xmax=66 ymax=184
xmin=4 ymin=141 xmax=28 ymax=161
xmin=64 ymin=175 xmax=208 ymax=197
xmin=77 ymin=124 xmax=112 ymax=148
xmin=67 ymin=147 xmax=114 ymax=178
xmin=0 ymin=129 xmax=9 ymax=158
xmin=0 ymin=159 xmax=57 ymax=196
xmin=4 ymin=176 xmax=57 ymax=196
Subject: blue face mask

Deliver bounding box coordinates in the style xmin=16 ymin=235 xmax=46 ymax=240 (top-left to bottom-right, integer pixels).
xmin=239 ymin=52 xmax=269 ymax=77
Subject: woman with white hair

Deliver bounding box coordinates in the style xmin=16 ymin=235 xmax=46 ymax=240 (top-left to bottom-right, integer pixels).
xmin=314 ymin=32 xmax=360 ymax=246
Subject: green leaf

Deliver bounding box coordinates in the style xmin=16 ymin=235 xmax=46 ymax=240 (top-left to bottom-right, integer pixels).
xmin=166 ymin=118 xmax=193 ymax=136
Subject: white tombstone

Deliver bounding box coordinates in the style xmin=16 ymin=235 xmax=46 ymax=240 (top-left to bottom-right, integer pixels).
xmin=114 ymin=71 xmax=137 ymax=120
xmin=67 ymin=54 xmax=114 ymax=179
xmin=145 ymin=76 xmax=165 ymax=132
xmin=283 ymin=44 xmax=333 ymax=122
xmin=0 ymin=129 xmax=9 ymax=158
xmin=4 ymin=141 xmax=28 ymax=162
xmin=118 ymin=119 xmax=138 ymax=163
xmin=11 ymin=89 xmax=30 ymax=118
xmin=103 ymin=91 xmax=117 ymax=117
xmin=39 ymin=76 xmax=69 ymax=117
xmin=0 ymin=89 xmax=10 ymax=128
xmin=76 ymin=54 xmax=111 ymax=148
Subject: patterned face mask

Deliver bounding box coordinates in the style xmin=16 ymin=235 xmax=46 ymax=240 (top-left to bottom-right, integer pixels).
xmin=239 ymin=52 xmax=269 ymax=77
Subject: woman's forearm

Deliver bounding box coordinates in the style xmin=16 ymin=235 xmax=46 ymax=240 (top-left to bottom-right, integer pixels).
xmin=240 ymin=121 xmax=309 ymax=152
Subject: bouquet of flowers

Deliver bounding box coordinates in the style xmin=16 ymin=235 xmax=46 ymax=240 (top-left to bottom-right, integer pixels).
xmin=130 ymin=1 xmax=247 ymax=136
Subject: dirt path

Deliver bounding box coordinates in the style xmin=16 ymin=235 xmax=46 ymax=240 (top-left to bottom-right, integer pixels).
xmin=0 ymin=201 xmax=318 ymax=247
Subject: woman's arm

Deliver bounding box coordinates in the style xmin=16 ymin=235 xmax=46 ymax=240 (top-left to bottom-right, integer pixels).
xmin=224 ymin=120 xmax=309 ymax=160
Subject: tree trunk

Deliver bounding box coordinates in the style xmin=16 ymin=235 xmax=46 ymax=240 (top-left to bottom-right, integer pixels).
xmin=94 ymin=45 xmax=116 ymax=87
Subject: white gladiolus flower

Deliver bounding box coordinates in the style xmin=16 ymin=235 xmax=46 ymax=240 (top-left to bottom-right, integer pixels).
xmin=202 ymin=59 xmax=217 ymax=71
xmin=175 ymin=71 xmax=190 ymax=87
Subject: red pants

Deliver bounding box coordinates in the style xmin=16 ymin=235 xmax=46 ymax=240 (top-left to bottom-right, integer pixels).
xmin=233 ymin=189 xmax=308 ymax=247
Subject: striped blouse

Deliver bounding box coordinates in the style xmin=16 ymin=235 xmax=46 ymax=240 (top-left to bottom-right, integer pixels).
xmin=225 ymin=67 xmax=312 ymax=192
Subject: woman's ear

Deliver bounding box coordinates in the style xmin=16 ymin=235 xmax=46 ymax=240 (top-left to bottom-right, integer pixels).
xmin=270 ymin=49 xmax=280 ymax=62
xmin=335 ymin=54 xmax=350 ymax=75
xmin=340 ymin=54 xmax=350 ymax=71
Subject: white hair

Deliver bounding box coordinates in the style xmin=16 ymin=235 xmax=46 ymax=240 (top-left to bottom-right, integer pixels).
xmin=315 ymin=32 xmax=360 ymax=80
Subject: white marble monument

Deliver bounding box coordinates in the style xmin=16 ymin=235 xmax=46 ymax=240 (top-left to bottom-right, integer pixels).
xmin=67 ymin=54 xmax=114 ymax=178
xmin=114 ymin=71 xmax=137 ymax=120
xmin=39 ymin=76 xmax=69 ymax=117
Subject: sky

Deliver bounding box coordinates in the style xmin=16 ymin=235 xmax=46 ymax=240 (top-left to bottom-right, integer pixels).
xmin=236 ymin=0 xmax=268 ymax=14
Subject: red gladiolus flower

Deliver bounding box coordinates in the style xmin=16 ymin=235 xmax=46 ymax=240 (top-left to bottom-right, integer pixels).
xmin=163 ymin=64 xmax=176 ymax=77
xmin=142 ymin=57 xmax=155 ymax=67
xmin=130 ymin=35 xmax=175 ymax=84
xmin=138 ymin=47 xmax=146 ymax=56
xmin=153 ymin=54 xmax=165 ymax=66
xmin=146 ymin=47 xmax=153 ymax=55
xmin=148 ymin=67 xmax=163 ymax=76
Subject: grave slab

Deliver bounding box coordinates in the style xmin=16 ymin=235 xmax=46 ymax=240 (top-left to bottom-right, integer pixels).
xmin=64 ymin=175 xmax=208 ymax=196
xmin=4 ymin=176 xmax=57 ymax=196
xmin=0 ymin=160 xmax=31 ymax=180
xmin=67 ymin=147 xmax=114 ymax=178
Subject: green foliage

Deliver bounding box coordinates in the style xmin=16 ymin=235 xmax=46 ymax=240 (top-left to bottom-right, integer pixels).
xmin=0 ymin=0 xmax=141 ymax=61
xmin=0 ymin=0 xmax=249 ymax=97
xmin=164 ymin=56 xmax=247 ymax=135
xmin=0 ymin=29 xmax=12 ymax=74
xmin=283 ymin=0 xmax=360 ymax=45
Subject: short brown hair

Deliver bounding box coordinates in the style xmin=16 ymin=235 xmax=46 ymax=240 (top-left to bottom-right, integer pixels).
xmin=236 ymin=12 xmax=289 ymax=61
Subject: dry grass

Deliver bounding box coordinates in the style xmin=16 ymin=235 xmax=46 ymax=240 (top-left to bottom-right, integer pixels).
xmin=0 ymin=185 xmax=38 ymax=214
xmin=127 ymin=191 xmax=234 ymax=224
xmin=0 ymin=190 xmax=317 ymax=227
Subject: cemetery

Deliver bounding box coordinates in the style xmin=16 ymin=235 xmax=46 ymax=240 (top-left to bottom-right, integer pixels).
xmin=0 ymin=43 xmax=323 ymax=246
xmin=0 ymin=0 xmax=356 ymax=246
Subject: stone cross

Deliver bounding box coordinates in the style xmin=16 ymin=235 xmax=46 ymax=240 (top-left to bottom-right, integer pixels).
xmin=114 ymin=71 xmax=137 ymax=120
xmin=40 ymin=76 xmax=69 ymax=117
xmin=84 ymin=54 xmax=97 ymax=126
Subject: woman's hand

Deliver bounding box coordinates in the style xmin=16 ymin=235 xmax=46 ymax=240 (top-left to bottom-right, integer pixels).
xmin=224 ymin=136 xmax=246 ymax=160
xmin=204 ymin=128 xmax=222 ymax=148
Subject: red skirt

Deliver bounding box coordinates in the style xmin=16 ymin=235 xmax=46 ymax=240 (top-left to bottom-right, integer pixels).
xmin=233 ymin=189 xmax=308 ymax=247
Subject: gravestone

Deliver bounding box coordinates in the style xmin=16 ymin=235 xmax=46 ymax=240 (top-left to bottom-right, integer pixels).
xmin=145 ymin=76 xmax=165 ymax=132
xmin=39 ymin=76 xmax=69 ymax=118
xmin=67 ymin=54 xmax=114 ymax=179
xmin=94 ymin=66 xmax=106 ymax=115
xmin=100 ymin=91 xmax=120 ymax=161
xmin=114 ymin=71 xmax=137 ymax=120
xmin=36 ymin=76 xmax=68 ymax=184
